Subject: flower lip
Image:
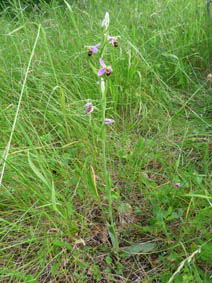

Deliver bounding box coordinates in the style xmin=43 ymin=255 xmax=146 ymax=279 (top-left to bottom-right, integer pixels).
xmin=104 ymin=118 xmax=115 ymax=124
xmin=85 ymin=102 xmax=94 ymax=113
xmin=105 ymin=66 xmax=112 ymax=76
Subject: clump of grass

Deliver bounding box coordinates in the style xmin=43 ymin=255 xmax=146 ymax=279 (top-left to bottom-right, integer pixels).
xmin=0 ymin=0 xmax=212 ymax=281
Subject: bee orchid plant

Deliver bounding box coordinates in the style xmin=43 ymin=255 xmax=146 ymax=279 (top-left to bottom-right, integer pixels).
xmin=84 ymin=11 xmax=119 ymax=253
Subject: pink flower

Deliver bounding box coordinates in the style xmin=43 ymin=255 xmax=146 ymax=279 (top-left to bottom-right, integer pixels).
xmin=174 ymin=183 xmax=181 ymax=189
xmin=107 ymin=35 xmax=119 ymax=47
xmin=88 ymin=43 xmax=101 ymax=56
xmin=85 ymin=102 xmax=94 ymax=114
xmin=98 ymin=58 xmax=112 ymax=76
xmin=104 ymin=118 xmax=115 ymax=124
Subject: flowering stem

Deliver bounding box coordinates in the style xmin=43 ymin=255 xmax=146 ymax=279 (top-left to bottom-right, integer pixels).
xmin=89 ymin=112 xmax=92 ymax=127
xmin=100 ymin=32 xmax=108 ymax=59
xmin=102 ymin=88 xmax=107 ymax=178
xmin=101 ymin=80 xmax=119 ymax=253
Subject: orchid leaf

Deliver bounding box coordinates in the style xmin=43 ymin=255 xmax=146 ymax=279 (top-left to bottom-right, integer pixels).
xmin=122 ymin=242 xmax=156 ymax=256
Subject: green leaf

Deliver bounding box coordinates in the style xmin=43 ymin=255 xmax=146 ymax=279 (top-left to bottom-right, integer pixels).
xmin=51 ymin=181 xmax=64 ymax=218
xmin=89 ymin=61 xmax=97 ymax=75
xmin=123 ymin=242 xmax=156 ymax=256
xmin=185 ymin=194 xmax=212 ymax=199
xmin=107 ymin=224 xmax=119 ymax=253
xmin=28 ymin=152 xmax=48 ymax=186
xmin=52 ymin=239 xmax=73 ymax=251
xmin=87 ymin=165 xmax=99 ymax=201
xmin=162 ymin=52 xmax=178 ymax=60
xmin=105 ymin=255 xmax=112 ymax=265
xmin=63 ymin=0 xmax=79 ymax=34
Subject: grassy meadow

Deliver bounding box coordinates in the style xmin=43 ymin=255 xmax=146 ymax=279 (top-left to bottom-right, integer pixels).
xmin=0 ymin=0 xmax=212 ymax=281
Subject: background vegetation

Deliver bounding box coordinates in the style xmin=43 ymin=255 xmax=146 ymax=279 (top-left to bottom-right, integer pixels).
xmin=0 ymin=0 xmax=212 ymax=282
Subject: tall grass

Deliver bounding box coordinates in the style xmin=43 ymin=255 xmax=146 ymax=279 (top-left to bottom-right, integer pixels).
xmin=0 ymin=0 xmax=212 ymax=281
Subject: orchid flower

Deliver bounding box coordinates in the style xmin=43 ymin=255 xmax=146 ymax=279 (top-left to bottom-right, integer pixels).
xmin=85 ymin=102 xmax=94 ymax=114
xmin=104 ymin=119 xmax=115 ymax=124
xmin=174 ymin=183 xmax=181 ymax=189
xmin=88 ymin=43 xmax=101 ymax=56
xmin=107 ymin=35 xmax=119 ymax=47
xmin=98 ymin=58 xmax=112 ymax=76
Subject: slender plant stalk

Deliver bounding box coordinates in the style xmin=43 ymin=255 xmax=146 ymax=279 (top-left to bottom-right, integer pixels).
xmin=101 ymin=80 xmax=119 ymax=252
xmin=101 ymin=82 xmax=107 ymax=176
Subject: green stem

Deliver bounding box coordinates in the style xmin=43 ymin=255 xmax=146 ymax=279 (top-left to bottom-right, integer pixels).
xmin=102 ymin=84 xmax=107 ymax=179
xmin=100 ymin=32 xmax=108 ymax=59
xmin=101 ymin=80 xmax=119 ymax=252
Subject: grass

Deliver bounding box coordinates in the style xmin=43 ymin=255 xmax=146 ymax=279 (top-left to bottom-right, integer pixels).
xmin=0 ymin=0 xmax=212 ymax=282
